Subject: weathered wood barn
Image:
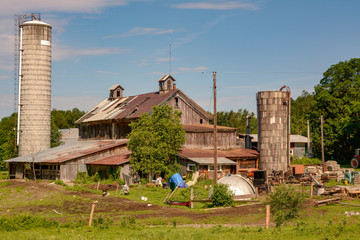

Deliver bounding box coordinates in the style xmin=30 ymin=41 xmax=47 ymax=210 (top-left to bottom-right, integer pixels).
xmin=75 ymin=75 xmax=211 ymax=140
xmin=6 ymin=75 xmax=259 ymax=181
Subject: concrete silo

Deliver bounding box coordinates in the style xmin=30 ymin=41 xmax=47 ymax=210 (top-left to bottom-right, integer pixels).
xmin=17 ymin=17 xmax=52 ymax=156
xmin=256 ymin=87 xmax=290 ymax=174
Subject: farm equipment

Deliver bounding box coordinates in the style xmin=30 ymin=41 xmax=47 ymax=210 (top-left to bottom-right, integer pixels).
xmin=350 ymin=148 xmax=360 ymax=168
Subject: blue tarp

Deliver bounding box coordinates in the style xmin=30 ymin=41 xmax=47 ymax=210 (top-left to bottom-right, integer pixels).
xmin=169 ymin=173 xmax=187 ymax=189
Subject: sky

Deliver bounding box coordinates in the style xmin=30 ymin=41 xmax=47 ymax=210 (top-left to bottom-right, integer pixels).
xmin=1 ymin=0 xmax=360 ymax=119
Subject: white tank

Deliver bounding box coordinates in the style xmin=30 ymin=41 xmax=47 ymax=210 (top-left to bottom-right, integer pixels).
xmin=18 ymin=20 xmax=52 ymax=156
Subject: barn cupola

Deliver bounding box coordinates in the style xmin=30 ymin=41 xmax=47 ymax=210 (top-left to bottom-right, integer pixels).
xmin=109 ymin=84 xmax=124 ymax=100
xmin=158 ymin=74 xmax=176 ymax=94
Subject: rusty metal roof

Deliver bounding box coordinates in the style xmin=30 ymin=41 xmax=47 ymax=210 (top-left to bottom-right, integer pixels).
xmin=5 ymin=140 xmax=128 ymax=164
xmin=183 ymin=124 xmax=236 ymax=133
xmin=75 ymin=88 xmax=211 ymax=124
xmin=178 ymin=148 xmax=259 ymax=159
xmin=188 ymin=157 xmax=236 ymax=165
xmin=87 ymin=151 xmax=131 ymax=165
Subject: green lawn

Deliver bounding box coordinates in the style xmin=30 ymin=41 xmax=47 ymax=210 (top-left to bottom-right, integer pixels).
xmin=0 ymin=171 xmax=8 ymax=180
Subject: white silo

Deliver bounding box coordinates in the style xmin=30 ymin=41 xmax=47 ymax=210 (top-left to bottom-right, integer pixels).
xmin=17 ymin=17 xmax=52 ymax=156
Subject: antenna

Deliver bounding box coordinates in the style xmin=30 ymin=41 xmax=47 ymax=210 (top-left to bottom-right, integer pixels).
xmin=169 ymin=36 xmax=172 ymax=75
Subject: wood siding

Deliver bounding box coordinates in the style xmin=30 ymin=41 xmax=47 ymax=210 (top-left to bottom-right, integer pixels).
xmin=184 ymin=132 xmax=237 ymax=149
xmin=167 ymin=95 xmax=209 ymax=125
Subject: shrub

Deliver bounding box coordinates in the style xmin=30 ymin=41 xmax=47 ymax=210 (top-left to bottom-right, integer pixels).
xmin=210 ymin=183 xmax=234 ymax=207
xmin=92 ymin=215 xmax=113 ymax=229
xmin=265 ymin=184 xmax=305 ymax=227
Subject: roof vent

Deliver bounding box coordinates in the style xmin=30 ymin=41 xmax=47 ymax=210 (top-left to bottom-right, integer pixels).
xmin=109 ymin=85 xmax=124 ymax=100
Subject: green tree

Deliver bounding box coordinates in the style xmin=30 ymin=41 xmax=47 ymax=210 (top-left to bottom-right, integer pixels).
xmin=0 ymin=113 xmax=17 ymax=170
xmin=311 ymin=58 xmax=360 ymax=162
xmin=211 ymin=109 xmax=257 ymax=134
xmin=291 ymin=91 xmax=315 ymax=136
xmin=127 ymin=105 xmax=186 ymax=178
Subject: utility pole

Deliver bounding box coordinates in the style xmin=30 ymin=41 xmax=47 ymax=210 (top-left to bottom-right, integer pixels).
xmin=213 ymin=72 xmax=217 ymax=185
xmin=321 ymin=116 xmax=325 ymax=172
xmin=307 ymin=120 xmax=310 ymax=158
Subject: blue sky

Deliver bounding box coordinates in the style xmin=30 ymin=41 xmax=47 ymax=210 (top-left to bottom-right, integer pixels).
xmin=1 ymin=0 xmax=360 ymax=119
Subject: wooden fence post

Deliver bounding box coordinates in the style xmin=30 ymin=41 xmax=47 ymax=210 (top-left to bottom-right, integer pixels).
xmin=138 ymin=183 xmax=142 ymax=200
xmin=89 ymin=200 xmax=98 ymax=227
xmin=310 ymin=183 xmax=313 ymax=197
xmin=256 ymin=187 xmax=259 ymax=199
xmin=190 ymin=187 xmax=194 ymax=209
xmin=302 ymin=183 xmax=305 ymax=193
xmin=96 ymin=181 xmax=100 ymax=191
xmin=266 ymin=205 xmax=270 ymax=229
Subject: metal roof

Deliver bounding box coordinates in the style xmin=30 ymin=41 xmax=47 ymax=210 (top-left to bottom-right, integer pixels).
xmin=87 ymin=151 xmax=131 ymax=165
xmin=158 ymin=74 xmax=176 ymax=82
xmin=75 ymin=88 xmax=211 ymax=124
xmin=5 ymin=140 xmax=128 ymax=164
xmin=250 ymin=134 xmax=308 ymax=143
xmin=178 ymin=148 xmax=259 ymax=159
xmin=188 ymin=157 xmax=236 ymax=165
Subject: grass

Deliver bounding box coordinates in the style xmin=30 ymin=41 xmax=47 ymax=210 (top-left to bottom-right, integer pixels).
xmin=0 ymin=171 xmax=9 ymax=180
xmin=1 ymin=220 xmax=360 ymax=239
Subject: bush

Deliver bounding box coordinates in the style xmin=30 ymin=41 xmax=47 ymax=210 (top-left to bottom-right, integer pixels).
xmin=54 ymin=179 xmax=67 ymax=186
xmin=265 ymin=184 xmax=305 ymax=227
xmin=210 ymin=183 xmax=234 ymax=207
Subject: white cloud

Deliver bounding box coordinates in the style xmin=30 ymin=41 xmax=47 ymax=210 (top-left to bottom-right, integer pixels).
xmin=156 ymin=57 xmax=178 ymax=62
xmin=172 ymin=1 xmax=259 ymax=10
xmin=53 ymin=44 xmax=126 ymax=61
xmin=178 ymin=66 xmax=209 ymax=72
xmin=105 ymin=27 xmax=176 ymax=39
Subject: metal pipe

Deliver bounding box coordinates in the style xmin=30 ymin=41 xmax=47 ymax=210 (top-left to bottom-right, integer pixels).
xmin=16 ymin=25 xmax=23 ymax=146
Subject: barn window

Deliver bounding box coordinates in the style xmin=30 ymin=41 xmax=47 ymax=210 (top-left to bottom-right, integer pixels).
xmin=200 ymin=119 xmax=203 ymax=124
xmin=117 ymin=90 xmax=121 ymax=97
xmin=175 ymin=97 xmax=179 ymax=107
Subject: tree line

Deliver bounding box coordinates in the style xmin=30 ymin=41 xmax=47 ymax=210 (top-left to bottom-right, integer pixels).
xmin=0 ymin=108 xmax=85 ymax=170
xmin=290 ymin=58 xmax=360 ymax=163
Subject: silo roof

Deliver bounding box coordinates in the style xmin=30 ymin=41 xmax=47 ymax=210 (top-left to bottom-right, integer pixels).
xmin=22 ymin=20 xmax=51 ymax=27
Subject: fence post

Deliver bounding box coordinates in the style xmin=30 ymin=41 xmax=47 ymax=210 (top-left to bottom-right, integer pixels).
xmin=266 ymin=205 xmax=270 ymax=229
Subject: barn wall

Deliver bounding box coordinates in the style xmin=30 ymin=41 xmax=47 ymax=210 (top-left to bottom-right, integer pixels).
xmin=168 ymin=96 xmax=209 ymax=125
xmin=184 ymin=132 xmax=237 ymax=149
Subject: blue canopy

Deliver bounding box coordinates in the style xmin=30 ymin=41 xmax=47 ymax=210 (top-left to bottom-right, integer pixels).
xmin=169 ymin=173 xmax=187 ymax=188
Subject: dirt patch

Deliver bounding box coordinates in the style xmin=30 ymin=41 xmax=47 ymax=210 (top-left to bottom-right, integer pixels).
xmin=0 ymin=180 xmax=266 ymax=226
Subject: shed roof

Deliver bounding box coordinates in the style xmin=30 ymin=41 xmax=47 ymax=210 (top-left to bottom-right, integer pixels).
xmin=178 ymin=148 xmax=259 ymax=160
xmin=5 ymin=140 xmax=128 ymax=164
xmin=87 ymin=151 xmax=131 ymax=165
xmin=188 ymin=157 xmax=236 ymax=165
xmin=249 ymin=134 xmax=308 ymax=143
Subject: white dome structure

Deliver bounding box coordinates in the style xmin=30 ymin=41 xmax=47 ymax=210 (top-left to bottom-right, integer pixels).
xmin=218 ymin=175 xmax=256 ymax=196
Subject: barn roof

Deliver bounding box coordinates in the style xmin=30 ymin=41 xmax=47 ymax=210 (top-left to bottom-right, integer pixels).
xmin=75 ymin=88 xmax=211 ymax=124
